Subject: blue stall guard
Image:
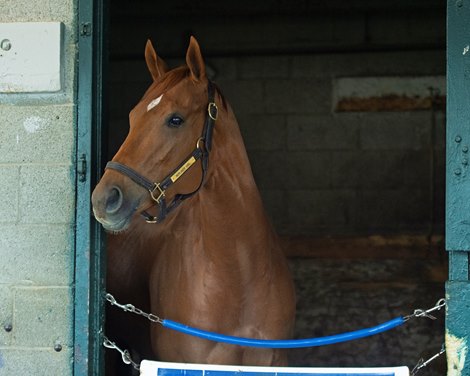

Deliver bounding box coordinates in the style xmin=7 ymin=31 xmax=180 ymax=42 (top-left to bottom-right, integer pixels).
xmin=140 ymin=361 xmax=409 ymax=376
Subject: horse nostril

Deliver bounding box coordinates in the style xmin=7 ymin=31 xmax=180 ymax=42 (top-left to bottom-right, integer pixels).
xmin=106 ymin=186 xmax=123 ymax=214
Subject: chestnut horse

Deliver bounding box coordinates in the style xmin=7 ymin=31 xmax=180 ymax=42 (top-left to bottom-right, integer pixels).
xmin=92 ymin=37 xmax=296 ymax=374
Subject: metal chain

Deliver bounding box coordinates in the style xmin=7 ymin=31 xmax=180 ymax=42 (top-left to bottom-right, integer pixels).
xmin=106 ymin=293 xmax=447 ymax=373
xmin=107 ymin=292 xmax=446 ymax=326
xmin=403 ymin=298 xmax=446 ymax=321
xmin=107 ymin=292 xmax=446 ymax=327
xmin=411 ymin=343 xmax=446 ymax=375
xmin=105 ymin=293 xmax=162 ymax=324
xmin=103 ymin=336 xmax=140 ymax=371
xmin=407 ymin=299 xmax=446 ymax=375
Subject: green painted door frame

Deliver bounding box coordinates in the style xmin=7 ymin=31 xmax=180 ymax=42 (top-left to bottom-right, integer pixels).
xmin=446 ymin=0 xmax=470 ymax=374
xmin=74 ymin=0 xmax=107 ymax=374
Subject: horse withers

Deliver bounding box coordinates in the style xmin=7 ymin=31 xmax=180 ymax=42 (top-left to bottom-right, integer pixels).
xmin=91 ymin=36 xmax=296 ymax=373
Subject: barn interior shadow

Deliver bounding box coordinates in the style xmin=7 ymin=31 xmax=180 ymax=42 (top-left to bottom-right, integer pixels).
xmin=106 ymin=1 xmax=447 ymax=374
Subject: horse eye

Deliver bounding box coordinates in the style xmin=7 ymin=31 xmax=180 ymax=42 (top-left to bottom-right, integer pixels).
xmin=167 ymin=116 xmax=184 ymax=128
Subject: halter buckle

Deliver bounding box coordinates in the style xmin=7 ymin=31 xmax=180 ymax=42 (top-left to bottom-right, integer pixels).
xmin=208 ymin=102 xmax=218 ymax=121
xmin=149 ymin=183 xmax=165 ymax=203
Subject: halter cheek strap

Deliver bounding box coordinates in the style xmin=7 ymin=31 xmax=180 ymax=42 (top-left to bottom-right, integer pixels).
xmin=105 ymin=81 xmax=218 ymax=223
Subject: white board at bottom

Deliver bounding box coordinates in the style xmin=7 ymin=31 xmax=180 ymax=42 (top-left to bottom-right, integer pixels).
xmin=140 ymin=361 xmax=409 ymax=376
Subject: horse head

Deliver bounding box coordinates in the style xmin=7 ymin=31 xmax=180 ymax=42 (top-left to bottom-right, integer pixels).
xmin=92 ymin=37 xmax=216 ymax=232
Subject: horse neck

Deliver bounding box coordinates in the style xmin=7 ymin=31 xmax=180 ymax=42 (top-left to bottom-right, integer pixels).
xmin=208 ymin=105 xmax=261 ymax=199
xmin=193 ymin=106 xmax=276 ymax=249
xmin=219 ymin=117 xmax=253 ymax=175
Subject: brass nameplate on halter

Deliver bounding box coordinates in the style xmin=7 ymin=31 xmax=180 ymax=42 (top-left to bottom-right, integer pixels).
xmin=171 ymin=156 xmax=197 ymax=182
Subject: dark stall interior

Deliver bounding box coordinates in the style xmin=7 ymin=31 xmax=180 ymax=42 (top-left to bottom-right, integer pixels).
xmin=107 ymin=1 xmax=447 ymax=373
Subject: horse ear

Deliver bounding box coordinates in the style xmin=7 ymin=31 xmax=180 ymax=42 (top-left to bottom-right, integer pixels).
xmin=186 ymin=36 xmax=206 ymax=81
xmin=145 ymin=39 xmax=168 ymax=81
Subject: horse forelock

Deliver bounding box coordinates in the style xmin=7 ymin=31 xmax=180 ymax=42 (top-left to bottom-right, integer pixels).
xmin=141 ymin=66 xmax=190 ymax=102
xmin=141 ymin=65 xmax=228 ymax=111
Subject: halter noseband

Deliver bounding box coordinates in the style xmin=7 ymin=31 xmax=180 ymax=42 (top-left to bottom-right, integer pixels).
xmin=105 ymin=81 xmax=218 ymax=224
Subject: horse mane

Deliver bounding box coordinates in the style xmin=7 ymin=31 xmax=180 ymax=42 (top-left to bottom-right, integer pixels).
xmin=211 ymin=82 xmax=227 ymax=110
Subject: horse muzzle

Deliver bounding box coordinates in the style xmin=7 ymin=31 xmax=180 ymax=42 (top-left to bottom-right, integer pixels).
xmin=91 ymin=181 xmax=141 ymax=232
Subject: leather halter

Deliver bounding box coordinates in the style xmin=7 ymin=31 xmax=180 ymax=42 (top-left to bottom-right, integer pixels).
xmin=105 ymin=81 xmax=218 ymax=224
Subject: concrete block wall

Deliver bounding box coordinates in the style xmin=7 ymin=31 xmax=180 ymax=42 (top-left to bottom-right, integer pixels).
xmin=110 ymin=1 xmax=445 ymax=57
xmin=221 ymin=51 xmax=446 ymax=236
xmin=0 ymin=1 xmax=77 ymax=374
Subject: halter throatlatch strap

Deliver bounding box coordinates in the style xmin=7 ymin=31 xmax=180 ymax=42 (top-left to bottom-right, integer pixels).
xmin=105 ymin=81 xmax=218 ymax=224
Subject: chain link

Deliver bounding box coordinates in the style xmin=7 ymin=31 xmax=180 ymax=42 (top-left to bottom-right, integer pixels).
xmin=103 ymin=336 xmax=140 ymax=371
xmin=105 ymin=293 xmax=163 ymax=324
xmin=411 ymin=343 xmax=446 ymax=375
xmin=403 ymin=298 xmax=446 ymax=321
